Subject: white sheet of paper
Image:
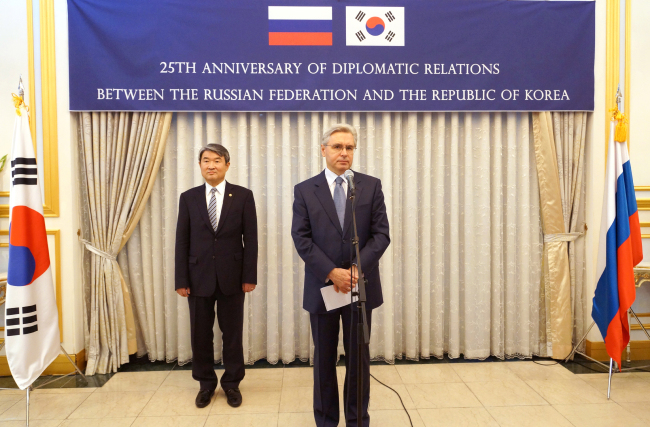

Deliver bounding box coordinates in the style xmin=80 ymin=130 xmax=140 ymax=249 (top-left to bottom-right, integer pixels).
xmin=320 ymin=284 xmax=358 ymax=311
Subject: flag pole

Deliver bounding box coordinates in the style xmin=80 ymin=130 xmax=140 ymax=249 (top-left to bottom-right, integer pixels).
xmin=606 ymin=86 xmax=624 ymax=399
xmin=26 ymin=386 xmax=31 ymax=427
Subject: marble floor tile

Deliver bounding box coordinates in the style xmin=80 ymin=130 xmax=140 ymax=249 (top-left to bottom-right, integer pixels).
xmin=417 ymin=408 xmax=499 ymax=427
xmin=630 ymin=371 xmax=650 ymax=382
xmin=405 ymin=383 xmax=481 ymax=409
xmin=0 ymin=395 xmax=25 ymax=415
xmin=451 ymin=362 xmax=519 ymax=382
xmin=31 ymin=387 xmax=97 ymax=395
xmin=395 ymin=365 xmax=461 ymax=384
xmin=505 ymin=361 xmax=576 ymax=381
xmin=282 ymin=367 xmax=313 ymax=387
xmin=278 ymin=412 xmax=316 ymax=427
xmin=368 ymin=384 xmax=415 ymax=410
xmin=210 ymin=388 xmax=281 ymax=415
xmin=97 ymin=371 xmax=170 ymax=393
xmin=158 ymin=370 xmax=198 ymax=392
xmin=131 ymin=415 xmax=208 ymax=427
xmin=240 ymin=368 xmax=283 ymax=390
xmin=140 ymin=388 xmax=212 ymax=417
xmin=369 ymin=409 xmax=424 ymax=427
xmin=61 ymin=418 xmax=136 ymax=427
xmin=0 ymin=393 xmax=90 ymax=421
xmin=582 ymin=376 xmax=650 ymax=402
xmin=0 ymin=421 xmax=64 ymax=427
xmin=578 ymin=372 xmax=638 ymax=381
xmin=0 ymin=390 xmax=29 ymax=397
xmin=487 ymin=405 xmax=573 ymax=427
xmin=69 ymin=391 xmax=153 ymax=419
xmin=553 ymin=403 xmax=646 ymax=427
xmin=205 ymin=413 xmax=278 ymax=427
xmin=618 ymin=401 xmax=650 ymax=423
xmin=279 ymin=386 xmax=313 ymax=413
xmin=525 ymin=379 xmax=611 ymax=405
xmin=465 ymin=379 xmax=548 ymax=407
xmin=369 ymin=365 xmax=403 ymax=386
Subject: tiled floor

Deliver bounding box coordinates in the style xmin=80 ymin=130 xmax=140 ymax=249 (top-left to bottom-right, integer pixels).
xmin=1 ymin=359 xmax=650 ymax=426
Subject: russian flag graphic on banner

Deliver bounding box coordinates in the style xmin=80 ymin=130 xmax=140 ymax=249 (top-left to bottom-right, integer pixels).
xmin=268 ymin=6 xmax=332 ymax=46
xmin=5 ymin=99 xmax=60 ymax=390
xmin=591 ymin=120 xmax=644 ymax=368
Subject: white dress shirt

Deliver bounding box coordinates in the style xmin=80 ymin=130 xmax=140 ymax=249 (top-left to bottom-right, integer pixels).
xmin=324 ymin=167 xmax=348 ymax=199
xmin=205 ymin=180 xmax=226 ymax=226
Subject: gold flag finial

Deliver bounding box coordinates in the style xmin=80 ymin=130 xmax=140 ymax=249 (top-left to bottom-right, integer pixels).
xmin=12 ymin=75 xmax=29 ymax=117
xmin=609 ymin=108 xmax=628 ymax=143
xmin=609 ymin=85 xmax=628 ymax=143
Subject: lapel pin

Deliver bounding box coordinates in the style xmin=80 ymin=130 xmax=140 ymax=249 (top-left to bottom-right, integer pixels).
xmin=229 ymin=194 xmax=232 ymax=197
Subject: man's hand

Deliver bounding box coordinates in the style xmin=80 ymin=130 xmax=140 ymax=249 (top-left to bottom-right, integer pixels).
xmin=351 ymin=264 xmax=359 ymax=283
xmin=327 ymin=268 xmax=358 ymax=294
xmin=242 ymin=283 xmax=256 ymax=293
xmin=176 ymin=288 xmax=190 ymax=297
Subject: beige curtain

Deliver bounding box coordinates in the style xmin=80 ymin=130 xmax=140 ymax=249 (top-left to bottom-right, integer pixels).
xmin=532 ymin=112 xmax=587 ymax=359
xmin=78 ymin=111 xmax=173 ymax=374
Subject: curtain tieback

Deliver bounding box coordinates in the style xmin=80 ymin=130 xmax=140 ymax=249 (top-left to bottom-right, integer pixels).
xmin=81 ymin=239 xmax=117 ymax=261
xmin=543 ymin=232 xmax=583 ymax=243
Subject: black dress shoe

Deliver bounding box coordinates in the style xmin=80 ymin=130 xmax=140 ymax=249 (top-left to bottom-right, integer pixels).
xmin=195 ymin=389 xmax=215 ymax=408
xmin=225 ymin=388 xmax=242 ymax=407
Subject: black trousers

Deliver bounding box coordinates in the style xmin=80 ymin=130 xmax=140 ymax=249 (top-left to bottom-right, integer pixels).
xmin=188 ymin=284 xmax=245 ymax=391
xmin=310 ymin=305 xmax=372 ymax=427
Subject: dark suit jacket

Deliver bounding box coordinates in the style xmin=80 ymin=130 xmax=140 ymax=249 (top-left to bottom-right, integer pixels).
xmin=292 ymin=170 xmax=390 ymax=314
xmin=175 ymin=182 xmax=257 ymax=297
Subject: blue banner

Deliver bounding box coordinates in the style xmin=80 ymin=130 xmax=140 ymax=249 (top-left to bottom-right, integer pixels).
xmin=67 ymin=0 xmax=595 ymax=111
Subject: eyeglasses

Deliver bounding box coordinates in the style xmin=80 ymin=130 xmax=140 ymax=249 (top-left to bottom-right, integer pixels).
xmin=324 ymin=144 xmax=357 ymax=153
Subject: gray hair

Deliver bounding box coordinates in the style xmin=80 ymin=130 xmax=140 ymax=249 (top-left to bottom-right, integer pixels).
xmin=321 ymin=123 xmax=357 ymax=147
xmin=198 ymin=144 xmax=230 ymax=164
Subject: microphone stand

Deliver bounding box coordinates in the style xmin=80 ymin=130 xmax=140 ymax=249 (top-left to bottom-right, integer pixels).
xmin=348 ymin=184 xmax=369 ymax=427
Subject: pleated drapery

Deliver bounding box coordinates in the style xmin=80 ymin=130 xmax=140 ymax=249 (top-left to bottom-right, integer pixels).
xmin=532 ymin=112 xmax=587 ymax=359
xmin=78 ymin=111 xmax=173 ymax=375
xmin=118 ymin=111 xmax=548 ymax=366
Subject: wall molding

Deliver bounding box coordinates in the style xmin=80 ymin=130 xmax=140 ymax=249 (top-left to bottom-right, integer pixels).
xmin=586 ymin=340 xmax=650 ymax=361
xmin=0 ymin=0 xmax=59 ymax=217
xmin=0 ymin=348 xmax=85 ymax=377
xmin=0 ymin=229 xmax=62 ymax=340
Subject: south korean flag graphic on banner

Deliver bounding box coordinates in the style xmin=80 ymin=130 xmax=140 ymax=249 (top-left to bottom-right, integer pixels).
xmin=346 ymin=7 xmax=405 ymax=46
xmin=5 ymin=98 xmax=60 ymax=390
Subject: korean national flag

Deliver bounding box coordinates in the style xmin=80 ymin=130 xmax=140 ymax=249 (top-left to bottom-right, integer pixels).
xmin=346 ymin=7 xmax=405 ymax=46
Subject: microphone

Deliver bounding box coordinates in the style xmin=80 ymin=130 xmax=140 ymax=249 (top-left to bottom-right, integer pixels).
xmin=344 ymin=170 xmax=355 ymax=194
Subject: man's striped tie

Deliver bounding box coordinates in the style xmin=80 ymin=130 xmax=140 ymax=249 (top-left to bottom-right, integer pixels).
xmin=208 ymin=187 xmax=218 ymax=231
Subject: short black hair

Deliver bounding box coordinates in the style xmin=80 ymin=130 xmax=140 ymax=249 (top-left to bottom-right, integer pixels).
xmin=198 ymin=144 xmax=230 ymax=164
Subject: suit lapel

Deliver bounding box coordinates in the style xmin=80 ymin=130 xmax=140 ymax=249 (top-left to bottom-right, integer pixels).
xmin=314 ymin=171 xmax=343 ymax=235
xmin=342 ymin=172 xmax=360 ymax=239
xmin=215 ymin=181 xmax=233 ymax=235
xmin=194 ymin=185 xmax=215 ymax=235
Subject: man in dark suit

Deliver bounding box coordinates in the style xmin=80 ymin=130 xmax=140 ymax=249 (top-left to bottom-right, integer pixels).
xmin=292 ymin=124 xmax=390 ymax=427
xmin=175 ymin=143 xmax=257 ymax=409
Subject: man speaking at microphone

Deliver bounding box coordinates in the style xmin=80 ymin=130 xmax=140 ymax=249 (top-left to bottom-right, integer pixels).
xmin=292 ymin=124 xmax=390 ymax=427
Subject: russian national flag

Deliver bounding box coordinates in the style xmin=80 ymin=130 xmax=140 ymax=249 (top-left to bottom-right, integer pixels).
xmin=592 ymin=120 xmax=644 ymax=368
xmin=268 ymin=6 xmax=332 ymax=46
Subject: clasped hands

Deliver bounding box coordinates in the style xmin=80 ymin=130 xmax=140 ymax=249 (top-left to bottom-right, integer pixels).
xmin=327 ymin=265 xmax=359 ymax=294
